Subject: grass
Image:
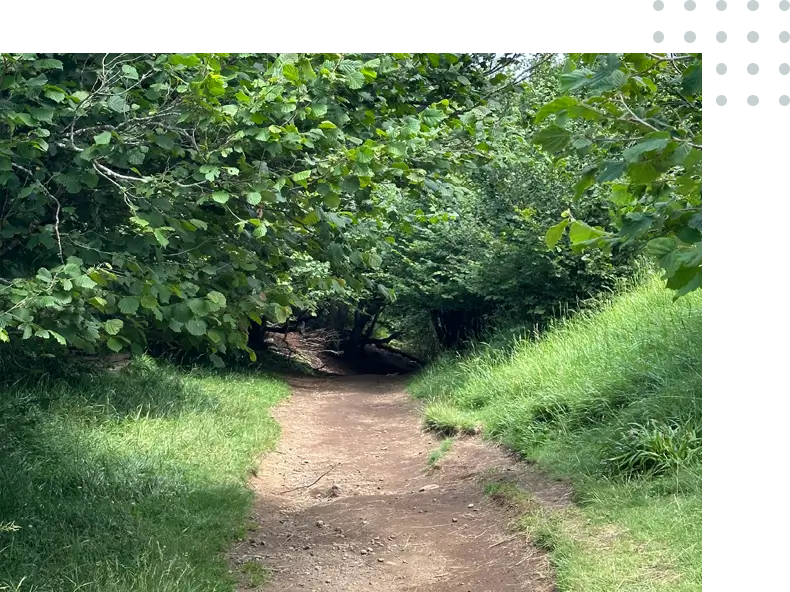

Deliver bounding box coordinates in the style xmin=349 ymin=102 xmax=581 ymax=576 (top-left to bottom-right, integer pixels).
xmin=426 ymin=437 xmax=454 ymax=467
xmin=0 ymin=356 xmax=289 ymax=592
xmin=409 ymin=275 xmax=702 ymax=592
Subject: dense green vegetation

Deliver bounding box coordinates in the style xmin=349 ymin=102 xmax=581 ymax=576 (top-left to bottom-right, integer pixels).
xmin=0 ymin=360 xmax=288 ymax=592
xmin=2 ymin=53 xmax=701 ymax=591
xmin=410 ymin=275 xmax=701 ymax=590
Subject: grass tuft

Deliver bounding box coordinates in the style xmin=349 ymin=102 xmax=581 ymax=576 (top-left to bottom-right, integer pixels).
xmin=426 ymin=437 xmax=454 ymax=467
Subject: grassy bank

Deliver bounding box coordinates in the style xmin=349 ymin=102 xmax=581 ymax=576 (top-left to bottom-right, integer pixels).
xmin=0 ymin=357 xmax=288 ymax=592
xmin=409 ymin=276 xmax=702 ymax=591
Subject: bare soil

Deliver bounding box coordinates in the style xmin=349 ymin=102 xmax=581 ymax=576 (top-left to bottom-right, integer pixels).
xmin=231 ymin=374 xmax=572 ymax=591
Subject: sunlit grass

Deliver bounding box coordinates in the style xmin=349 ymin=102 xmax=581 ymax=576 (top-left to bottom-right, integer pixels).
xmin=410 ymin=275 xmax=702 ymax=591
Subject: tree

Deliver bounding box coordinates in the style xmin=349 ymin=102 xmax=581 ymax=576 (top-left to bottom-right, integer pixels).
xmin=534 ymin=53 xmax=702 ymax=298
xmin=0 ymin=53 xmax=522 ymax=360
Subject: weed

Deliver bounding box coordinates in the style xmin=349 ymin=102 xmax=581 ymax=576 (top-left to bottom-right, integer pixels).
xmin=426 ymin=438 xmax=454 ymax=467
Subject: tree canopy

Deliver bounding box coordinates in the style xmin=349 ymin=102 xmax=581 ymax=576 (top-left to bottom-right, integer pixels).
xmin=0 ymin=53 xmax=701 ymax=362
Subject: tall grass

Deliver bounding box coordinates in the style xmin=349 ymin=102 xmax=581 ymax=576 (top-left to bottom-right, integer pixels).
xmin=409 ymin=275 xmax=702 ymax=591
xmin=0 ymin=357 xmax=288 ymax=592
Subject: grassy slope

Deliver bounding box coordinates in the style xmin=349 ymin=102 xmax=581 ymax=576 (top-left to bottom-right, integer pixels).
xmin=0 ymin=357 xmax=289 ymax=592
xmin=409 ymin=276 xmax=702 ymax=591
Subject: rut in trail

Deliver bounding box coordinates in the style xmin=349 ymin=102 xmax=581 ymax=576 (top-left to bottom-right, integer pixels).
xmin=231 ymin=374 xmax=571 ymax=591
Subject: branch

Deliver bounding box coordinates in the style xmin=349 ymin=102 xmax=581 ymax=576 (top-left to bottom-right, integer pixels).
xmin=617 ymin=94 xmax=701 ymax=150
xmin=278 ymin=464 xmax=336 ymax=494
xmin=10 ymin=163 xmax=64 ymax=263
xmin=93 ymin=161 xmax=148 ymax=183
xmin=372 ymin=342 xmax=425 ymax=366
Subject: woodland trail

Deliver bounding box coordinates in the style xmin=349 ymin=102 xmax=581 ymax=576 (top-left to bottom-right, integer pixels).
xmin=231 ymin=374 xmax=572 ymax=591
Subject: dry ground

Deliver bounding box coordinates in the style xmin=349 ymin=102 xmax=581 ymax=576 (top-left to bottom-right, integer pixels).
xmin=231 ymin=374 xmax=572 ymax=591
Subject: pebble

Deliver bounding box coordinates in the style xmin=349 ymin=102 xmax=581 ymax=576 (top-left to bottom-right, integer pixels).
xmin=468 ymin=503 xmax=474 ymax=508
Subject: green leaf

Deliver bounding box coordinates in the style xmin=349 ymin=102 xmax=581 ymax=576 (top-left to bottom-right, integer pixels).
xmin=207 ymin=291 xmax=227 ymax=307
xmin=573 ymin=168 xmax=597 ymax=198
xmin=310 ymin=103 xmax=328 ymax=118
xmin=622 ymin=134 xmax=670 ymax=163
xmin=36 ymin=267 xmax=52 ymax=283
xmin=402 ymin=117 xmax=420 ymax=137
xmin=209 ymin=353 xmax=225 ymax=368
xmin=292 ymin=170 xmax=311 ymax=182
xmin=681 ymin=63 xmax=702 ymax=96
xmin=387 ymin=142 xmax=407 ymax=158
xmin=345 ymin=70 xmax=365 ymax=89
xmin=246 ymin=192 xmax=262 ymax=205
xmin=282 ymin=63 xmax=300 ymax=82
xmin=620 ymin=212 xmax=656 ymax=240
xmin=644 ymin=237 xmax=678 ymax=258
xmin=185 ymin=319 xmax=207 ymax=336
xmin=45 ymin=89 xmax=66 ymax=103
xmin=545 ymin=219 xmax=569 ymax=248
xmin=104 ymin=319 xmax=124 ymax=335
xmin=568 ymin=220 xmax=605 ymax=245
xmin=153 ymin=229 xmax=169 ymax=247
xmin=211 ymin=191 xmax=230 ymax=204
xmin=30 ymin=107 xmax=55 ymax=123
xmin=50 ymin=330 xmax=67 ymax=345
xmin=627 ymin=161 xmax=660 ymax=184
xmin=596 ymin=161 xmax=627 ymax=182
xmin=0 ymin=328 xmax=8 ymax=343
xmin=272 ymin=303 xmax=289 ymax=324
xmin=607 ymin=184 xmax=633 ymax=207
xmin=535 ymin=125 xmax=571 ymax=155
xmin=534 ymin=96 xmax=578 ymax=124
xmin=318 ymin=121 xmax=337 ymax=129
xmin=121 ymin=64 xmax=139 ymax=80
xmin=106 ymin=337 xmax=124 ymax=352
xmin=559 ymin=69 xmax=592 ymax=93
xmin=422 ymin=108 xmax=445 ymax=126
xmin=118 ymin=296 xmax=140 ymax=315
xmin=94 ymin=131 xmax=112 ymax=145
xmin=140 ymin=295 xmax=158 ymax=309
xmin=107 ymin=94 xmax=127 ymax=113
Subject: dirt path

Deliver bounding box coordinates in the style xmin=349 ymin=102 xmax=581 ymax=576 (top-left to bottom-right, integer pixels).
xmin=232 ymin=374 xmax=571 ymax=591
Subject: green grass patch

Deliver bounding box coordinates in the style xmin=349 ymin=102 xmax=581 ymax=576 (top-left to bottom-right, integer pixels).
xmin=410 ymin=275 xmax=702 ymax=591
xmin=0 ymin=356 xmax=289 ymax=592
xmin=426 ymin=437 xmax=454 ymax=467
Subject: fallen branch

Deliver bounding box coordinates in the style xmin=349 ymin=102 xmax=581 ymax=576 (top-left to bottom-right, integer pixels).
xmin=488 ymin=535 xmax=518 ymax=549
xmin=372 ymin=342 xmax=425 ymax=366
xmin=278 ymin=464 xmax=336 ymax=494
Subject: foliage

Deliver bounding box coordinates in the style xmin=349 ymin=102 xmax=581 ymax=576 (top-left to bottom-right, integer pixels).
xmin=534 ymin=53 xmax=702 ymax=298
xmin=369 ymin=57 xmax=638 ymax=351
xmin=602 ymin=418 xmax=701 ymax=477
xmin=0 ymin=53 xmax=517 ymax=359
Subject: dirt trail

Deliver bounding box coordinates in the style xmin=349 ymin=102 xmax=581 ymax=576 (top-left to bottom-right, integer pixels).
xmin=232 ymin=374 xmax=571 ymax=591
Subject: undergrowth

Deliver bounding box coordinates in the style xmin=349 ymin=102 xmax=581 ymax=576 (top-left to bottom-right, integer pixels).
xmin=0 ymin=356 xmax=288 ymax=592
xmin=410 ymin=275 xmax=702 ymax=591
